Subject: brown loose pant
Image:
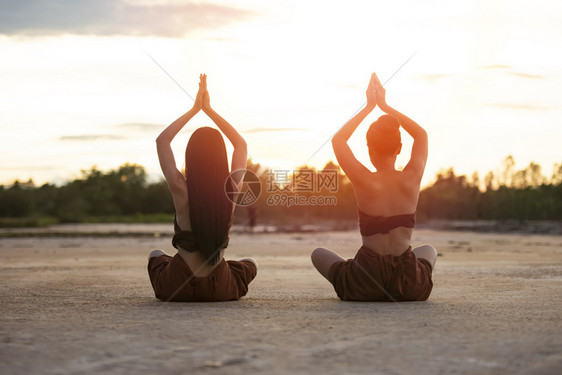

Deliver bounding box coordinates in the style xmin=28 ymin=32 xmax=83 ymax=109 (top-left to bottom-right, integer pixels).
xmin=328 ymin=246 xmax=433 ymax=302
xmin=148 ymin=253 xmax=257 ymax=302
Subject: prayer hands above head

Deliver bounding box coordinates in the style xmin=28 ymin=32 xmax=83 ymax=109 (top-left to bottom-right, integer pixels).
xmin=366 ymin=72 xmax=388 ymax=111
xmin=193 ymin=74 xmax=206 ymax=111
xmin=201 ymin=74 xmax=211 ymax=111
xmin=366 ymin=73 xmax=378 ymax=110
xmin=371 ymin=72 xmax=388 ymax=111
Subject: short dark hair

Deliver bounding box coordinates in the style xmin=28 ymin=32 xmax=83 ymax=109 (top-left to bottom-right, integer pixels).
xmin=366 ymin=115 xmax=401 ymax=157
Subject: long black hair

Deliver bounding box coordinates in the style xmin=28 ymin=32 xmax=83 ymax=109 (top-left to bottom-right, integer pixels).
xmin=185 ymin=127 xmax=233 ymax=265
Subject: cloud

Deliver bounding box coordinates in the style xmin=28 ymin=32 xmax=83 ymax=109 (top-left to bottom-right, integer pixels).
xmin=0 ymin=0 xmax=255 ymax=37
xmin=480 ymin=65 xmax=545 ymax=79
xmin=1 ymin=165 xmax=57 ymax=171
xmin=485 ymin=103 xmax=549 ymax=111
xmin=509 ymin=71 xmax=545 ymax=79
xmin=58 ymin=134 xmax=125 ymax=141
xmin=245 ymin=127 xmax=306 ymax=134
xmin=114 ymin=122 xmax=163 ymax=132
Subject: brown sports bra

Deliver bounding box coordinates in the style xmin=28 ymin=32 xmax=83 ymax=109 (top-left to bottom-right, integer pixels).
xmin=172 ymin=217 xmax=199 ymax=252
xmin=358 ymin=208 xmax=416 ymax=236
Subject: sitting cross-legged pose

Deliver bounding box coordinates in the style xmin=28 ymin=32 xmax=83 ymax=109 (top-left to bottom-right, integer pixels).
xmin=311 ymin=73 xmax=437 ymax=302
xmin=148 ymin=74 xmax=257 ymax=302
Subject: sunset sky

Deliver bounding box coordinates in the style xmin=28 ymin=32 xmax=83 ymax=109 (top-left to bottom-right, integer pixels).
xmin=1 ymin=0 xmax=561 ymax=187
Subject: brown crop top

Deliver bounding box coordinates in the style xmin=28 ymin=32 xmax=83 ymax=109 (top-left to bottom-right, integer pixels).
xmin=171 ymin=217 xmax=230 ymax=252
xmin=358 ymin=208 xmax=416 ymax=236
xmin=172 ymin=217 xmax=199 ymax=252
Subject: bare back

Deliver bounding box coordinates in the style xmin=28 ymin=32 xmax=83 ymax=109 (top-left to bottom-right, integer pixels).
xmin=354 ymin=169 xmax=422 ymax=255
xmin=311 ymin=72 xmax=437 ymax=284
xmin=331 ymin=73 xmax=428 ymax=256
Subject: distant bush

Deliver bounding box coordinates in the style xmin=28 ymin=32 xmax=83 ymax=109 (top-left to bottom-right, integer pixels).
xmin=1 ymin=157 xmax=561 ymax=227
xmin=419 ymin=157 xmax=562 ymax=221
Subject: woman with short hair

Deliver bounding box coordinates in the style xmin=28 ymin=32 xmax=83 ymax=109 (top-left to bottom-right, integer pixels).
xmin=312 ymin=73 xmax=437 ymax=301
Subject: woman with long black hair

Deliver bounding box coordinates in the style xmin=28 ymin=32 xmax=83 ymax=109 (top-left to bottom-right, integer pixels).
xmin=148 ymin=74 xmax=257 ymax=302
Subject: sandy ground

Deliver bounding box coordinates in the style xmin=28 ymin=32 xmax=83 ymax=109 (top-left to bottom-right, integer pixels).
xmin=1 ymin=229 xmax=561 ymax=375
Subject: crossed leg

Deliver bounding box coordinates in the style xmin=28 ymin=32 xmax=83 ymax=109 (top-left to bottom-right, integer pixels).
xmin=239 ymin=257 xmax=259 ymax=269
xmin=149 ymin=249 xmax=166 ymax=259
xmin=312 ymin=244 xmax=437 ymax=281
xmin=149 ymin=249 xmax=258 ymax=271
xmin=311 ymin=247 xmax=345 ymax=281
xmin=412 ymin=244 xmax=438 ymax=270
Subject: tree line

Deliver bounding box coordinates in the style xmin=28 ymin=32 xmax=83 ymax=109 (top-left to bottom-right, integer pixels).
xmin=0 ymin=164 xmax=174 ymax=224
xmin=0 ymin=156 xmax=561 ymax=226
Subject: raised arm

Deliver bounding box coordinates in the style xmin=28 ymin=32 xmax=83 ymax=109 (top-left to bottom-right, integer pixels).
xmin=331 ymin=74 xmax=378 ymax=183
xmin=156 ymin=74 xmax=205 ymax=194
xmin=200 ymin=75 xmax=248 ymax=174
xmin=372 ymin=73 xmax=428 ymax=178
